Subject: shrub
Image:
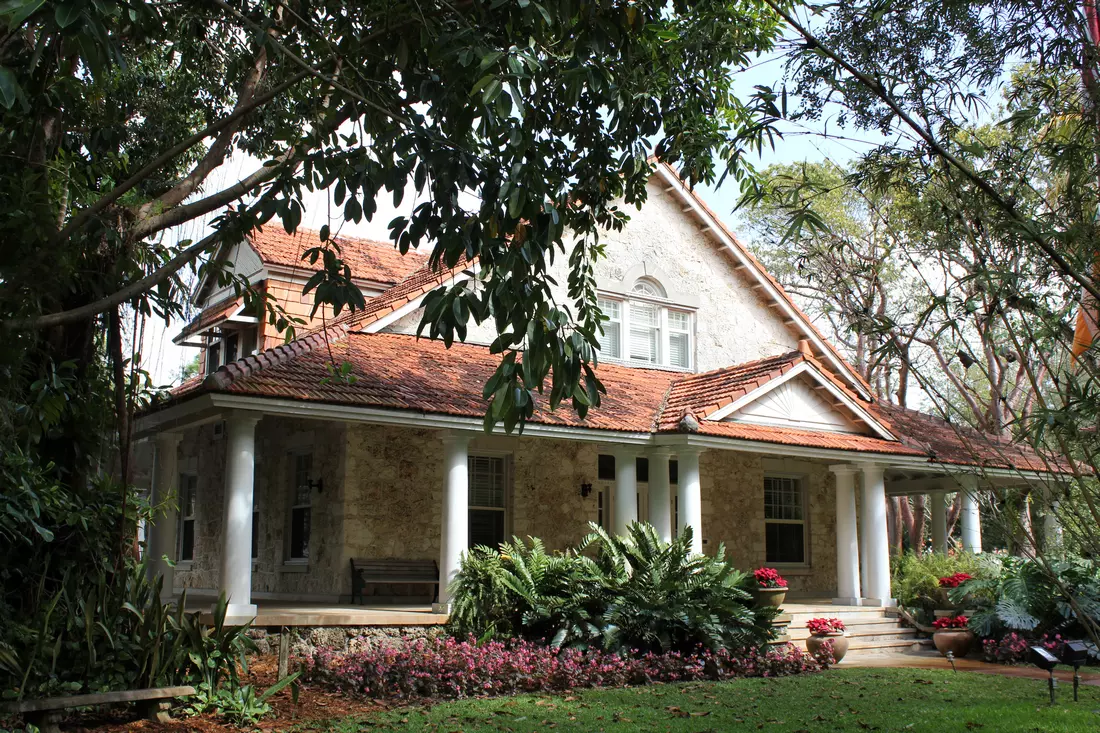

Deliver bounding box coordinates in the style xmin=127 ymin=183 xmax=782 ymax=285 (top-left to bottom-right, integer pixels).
xmin=890 ymin=551 xmax=988 ymax=617
xmin=301 ymin=636 xmax=826 ymax=700
xmin=952 ymin=555 xmax=1100 ymax=642
xmin=806 ymin=618 xmax=845 ymax=636
xmin=448 ymin=523 xmax=775 ymax=655
xmin=753 ymin=567 xmax=787 ymax=588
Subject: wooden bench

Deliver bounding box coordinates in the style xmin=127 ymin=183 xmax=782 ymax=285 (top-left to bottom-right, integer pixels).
xmin=350 ymin=558 xmax=439 ymax=604
xmin=0 ymin=685 xmax=195 ymax=733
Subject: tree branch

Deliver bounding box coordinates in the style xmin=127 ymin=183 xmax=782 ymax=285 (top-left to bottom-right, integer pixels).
xmin=764 ymin=0 xmax=1100 ymax=304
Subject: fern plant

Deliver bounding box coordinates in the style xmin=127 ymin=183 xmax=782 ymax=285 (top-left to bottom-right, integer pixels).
xmin=447 ymin=522 xmax=774 ymax=655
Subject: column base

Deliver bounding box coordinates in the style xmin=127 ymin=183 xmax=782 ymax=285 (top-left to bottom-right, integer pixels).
xmin=860 ymin=597 xmax=897 ymax=608
xmin=431 ymin=602 xmax=451 ymax=614
xmin=221 ymin=603 xmax=258 ymax=624
xmin=832 ymin=597 xmax=862 ymax=607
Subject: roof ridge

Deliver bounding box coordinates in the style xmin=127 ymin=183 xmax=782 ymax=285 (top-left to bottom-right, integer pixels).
xmin=203 ymin=322 xmax=350 ymax=390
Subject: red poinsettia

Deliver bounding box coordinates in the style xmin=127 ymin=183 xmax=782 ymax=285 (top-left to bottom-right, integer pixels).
xmin=933 ymin=615 xmax=970 ymax=630
xmin=806 ymin=617 xmax=846 ymax=636
xmin=754 ymin=567 xmax=788 ymax=588
xmin=937 ymin=572 xmax=974 ymax=589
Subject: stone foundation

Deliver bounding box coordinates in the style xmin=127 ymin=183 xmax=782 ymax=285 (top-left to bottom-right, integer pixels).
xmin=248 ymin=624 xmax=446 ymax=659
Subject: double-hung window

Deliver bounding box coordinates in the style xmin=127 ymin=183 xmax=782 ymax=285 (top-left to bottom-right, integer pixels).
xmin=177 ymin=474 xmax=197 ymax=562
xmin=288 ymin=453 xmax=313 ymax=560
xmin=764 ymin=476 xmax=807 ymax=564
xmin=468 ymin=455 xmax=509 ymax=549
xmin=597 ymin=278 xmax=694 ymax=369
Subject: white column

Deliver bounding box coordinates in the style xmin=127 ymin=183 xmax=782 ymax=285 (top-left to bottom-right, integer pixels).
xmin=930 ymin=489 xmax=948 ymax=553
xmin=612 ymin=446 xmax=639 ymax=535
xmin=677 ymin=448 xmax=703 ymax=555
xmin=958 ymin=474 xmax=983 ymax=553
xmin=1044 ymin=502 xmax=1064 ymax=555
xmin=859 ymin=463 xmax=894 ymax=606
xmin=435 ymin=432 xmax=471 ymax=612
xmin=829 ymin=465 xmax=861 ymax=606
xmin=147 ymin=432 xmax=183 ymax=600
xmin=220 ymin=412 xmax=261 ymax=621
xmin=647 ymin=448 xmax=673 ymax=543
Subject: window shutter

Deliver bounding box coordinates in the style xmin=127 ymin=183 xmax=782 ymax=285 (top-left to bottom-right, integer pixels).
xmin=629 ymin=301 xmax=659 ymax=362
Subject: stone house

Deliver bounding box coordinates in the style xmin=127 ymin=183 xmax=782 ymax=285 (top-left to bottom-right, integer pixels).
xmin=136 ymin=162 xmax=1056 ymax=623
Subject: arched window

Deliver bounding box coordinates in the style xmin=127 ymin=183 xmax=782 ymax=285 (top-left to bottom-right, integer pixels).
xmin=597 ymin=276 xmax=693 ymax=369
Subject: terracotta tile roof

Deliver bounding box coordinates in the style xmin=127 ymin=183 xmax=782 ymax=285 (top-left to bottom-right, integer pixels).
xmin=874 ymin=403 xmax=1056 ymax=472
xmin=658 ymin=352 xmax=805 ymax=430
xmin=211 ymin=331 xmax=679 ymax=432
xmin=176 ymin=295 xmax=242 ymax=342
xmin=164 ymin=331 xmax=1057 ymax=471
xmin=247 ymin=227 xmax=428 ymax=286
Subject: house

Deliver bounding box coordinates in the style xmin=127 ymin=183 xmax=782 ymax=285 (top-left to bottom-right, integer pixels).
xmin=137 ymin=162 xmax=1059 ymax=626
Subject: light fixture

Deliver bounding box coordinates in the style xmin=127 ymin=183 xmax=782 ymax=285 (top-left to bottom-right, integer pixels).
xmin=308 ymin=478 xmax=324 ymax=494
xmin=1060 ymin=641 xmax=1090 ymax=701
xmin=1029 ymin=646 xmax=1060 ymax=705
xmin=579 ymin=482 xmax=593 ymax=498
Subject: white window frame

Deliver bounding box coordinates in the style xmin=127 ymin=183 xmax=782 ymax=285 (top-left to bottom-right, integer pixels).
xmin=597 ymin=280 xmax=695 ymax=370
xmin=176 ymin=473 xmax=198 ymax=565
xmin=285 ymin=451 xmax=314 ymax=564
xmin=468 ymin=453 xmax=512 ymax=549
xmin=763 ymin=473 xmax=809 ymax=567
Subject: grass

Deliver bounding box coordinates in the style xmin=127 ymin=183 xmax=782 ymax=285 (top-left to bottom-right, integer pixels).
xmin=295 ymin=667 xmax=1100 ymax=732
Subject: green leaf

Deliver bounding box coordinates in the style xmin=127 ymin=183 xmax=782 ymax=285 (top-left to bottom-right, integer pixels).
xmin=0 ymin=66 xmax=18 ymax=109
xmin=54 ymin=1 xmax=81 ymax=27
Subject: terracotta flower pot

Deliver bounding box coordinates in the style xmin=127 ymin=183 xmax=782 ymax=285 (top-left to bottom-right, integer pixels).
xmin=753 ymin=587 xmax=787 ymax=608
xmin=933 ymin=629 xmax=976 ymax=658
xmin=806 ymin=633 xmax=849 ymax=663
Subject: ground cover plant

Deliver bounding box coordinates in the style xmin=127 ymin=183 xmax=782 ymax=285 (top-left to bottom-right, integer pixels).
xmin=447 ymin=523 xmax=776 ymax=653
xmin=300 ymin=635 xmax=826 ymax=701
xmin=300 ymin=667 xmax=1100 ymax=733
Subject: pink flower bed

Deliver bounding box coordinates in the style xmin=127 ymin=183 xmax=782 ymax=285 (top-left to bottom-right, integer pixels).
xmin=982 ymin=632 xmax=1065 ymax=664
xmin=806 ymin=617 xmax=846 ymax=636
xmin=932 ymin=615 xmax=969 ymax=630
xmin=937 ymin=572 xmax=974 ymax=589
xmin=300 ymin=636 xmax=828 ymax=700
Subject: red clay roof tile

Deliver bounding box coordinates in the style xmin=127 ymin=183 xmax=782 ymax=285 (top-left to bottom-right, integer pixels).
xmin=248 ymin=227 xmax=428 ymax=286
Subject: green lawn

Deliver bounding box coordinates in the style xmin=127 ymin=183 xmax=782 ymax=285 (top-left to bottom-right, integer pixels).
xmin=298 ymin=668 xmax=1100 ymax=732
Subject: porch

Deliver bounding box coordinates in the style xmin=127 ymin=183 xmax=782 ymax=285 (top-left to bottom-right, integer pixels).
xmin=137 ymin=403 xmax=1035 ymax=625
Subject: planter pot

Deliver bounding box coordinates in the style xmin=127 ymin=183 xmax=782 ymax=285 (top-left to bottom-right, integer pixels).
xmin=753 ymin=587 xmax=787 ymax=608
xmin=933 ymin=629 xmax=976 ymax=658
xmin=933 ymin=609 xmax=956 ymax=619
xmin=806 ymin=633 xmax=849 ymax=663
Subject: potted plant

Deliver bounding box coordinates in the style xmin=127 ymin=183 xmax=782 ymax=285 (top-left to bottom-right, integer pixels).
xmin=932 ymin=615 xmax=976 ymax=658
xmin=933 ymin=573 xmax=974 ymax=618
xmin=752 ymin=567 xmax=788 ymax=607
xmin=805 ymin=617 xmax=849 ymax=663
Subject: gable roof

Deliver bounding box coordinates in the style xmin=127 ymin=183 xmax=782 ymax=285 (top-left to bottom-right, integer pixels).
xmin=247 ymin=227 xmax=429 ymax=286
xmin=653 ymin=162 xmax=874 ymax=400
xmin=159 ymin=329 xmax=1055 ymax=472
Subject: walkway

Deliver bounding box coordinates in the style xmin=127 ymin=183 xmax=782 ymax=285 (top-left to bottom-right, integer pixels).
xmin=843 ymin=649 xmax=1100 ymax=687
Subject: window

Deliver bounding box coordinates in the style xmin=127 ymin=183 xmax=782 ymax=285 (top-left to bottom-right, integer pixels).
xmin=597 ymin=278 xmax=693 ymax=369
xmin=598 ymin=454 xmax=616 ymax=481
xmin=598 ymin=299 xmax=622 ymax=359
xmin=224 ymin=331 xmax=239 ymax=364
xmin=764 ymin=476 xmax=806 ymax=564
xmin=288 ymin=453 xmax=313 ymax=560
xmin=203 ymin=326 xmax=259 ymax=374
xmin=469 ymin=455 xmax=509 ymax=549
xmin=205 ymin=342 xmax=221 ymax=375
xmin=251 ymin=504 xmax=259 ymax=560
xmin=177 ymin=474 xmax=197 ymax=562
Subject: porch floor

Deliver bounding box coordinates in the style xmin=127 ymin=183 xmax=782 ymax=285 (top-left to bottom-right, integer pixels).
xmin=185 ymin=597 xmax=447 ymax=627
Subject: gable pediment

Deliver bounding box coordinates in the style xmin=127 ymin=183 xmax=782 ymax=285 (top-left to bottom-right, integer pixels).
xmin=725 ymin=377 xmax=863 ymax=434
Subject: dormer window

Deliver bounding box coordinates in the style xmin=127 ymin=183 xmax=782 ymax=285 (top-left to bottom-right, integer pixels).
xmin=598 ymin=276 xmax=694 ymax=369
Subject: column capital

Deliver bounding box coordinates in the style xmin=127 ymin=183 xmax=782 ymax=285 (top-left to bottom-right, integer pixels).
xmin=857 ymin=462 xmax=886 ymax=477
xmin=611 ymin=444 xmax=642 ymax=458
xmin=674 ymin=446 xmax=705 ymax=458
xmin=829 ymin=463 xmax=859 ymax=477
xmin=440 ymin=429 xmax=474 ymax=447
xmin=647 ymin=446 xmax=674 ymax=458
xmin=225 ymin=410 xmax=262 ymax=428
xmin=155 ymin=431 xmax=184 ymax=447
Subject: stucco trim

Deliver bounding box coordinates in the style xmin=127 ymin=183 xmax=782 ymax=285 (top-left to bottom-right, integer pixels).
xmin=705 ymin=362 xmax=897 ymax=441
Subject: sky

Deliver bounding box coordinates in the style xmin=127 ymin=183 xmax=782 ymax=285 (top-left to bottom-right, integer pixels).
xmin=137 ymin=44 xmax=939 ymax=387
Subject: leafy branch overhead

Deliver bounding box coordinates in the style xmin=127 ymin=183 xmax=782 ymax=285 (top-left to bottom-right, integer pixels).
xmin=0 ymin=0 xmax=784 ymax=432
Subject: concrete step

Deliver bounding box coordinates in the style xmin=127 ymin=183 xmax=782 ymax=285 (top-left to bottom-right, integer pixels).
xmin=847 ymin=637 xmax=933 ymax=655
xmin=788 ymin=626 xmax=919 ymax=643
xmin=786 ymin=610 xmax=891 ymax=625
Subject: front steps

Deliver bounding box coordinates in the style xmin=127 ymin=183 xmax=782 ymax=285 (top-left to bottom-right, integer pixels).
xmin=777 ymin=605 xmax=930 ymax=659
